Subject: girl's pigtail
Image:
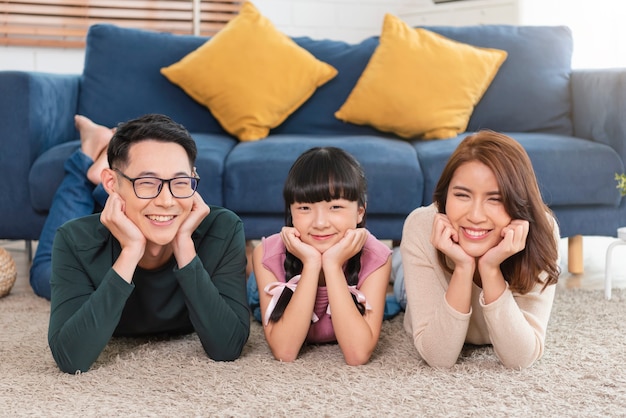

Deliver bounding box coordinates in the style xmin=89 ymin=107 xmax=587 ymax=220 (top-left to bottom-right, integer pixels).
xmin=268 ymin=252 xmax=302 ymax=323
xmin=346 ymin=252 xmax=365 ymax=315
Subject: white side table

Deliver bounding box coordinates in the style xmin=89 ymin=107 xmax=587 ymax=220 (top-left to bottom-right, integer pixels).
xmin=604 ymin=227 xmax=626 ymax=300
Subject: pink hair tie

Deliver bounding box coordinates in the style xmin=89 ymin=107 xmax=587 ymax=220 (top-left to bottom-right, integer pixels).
xmin=325 ymin=285 xmax=372 ymax=317
xmin=263 ymin=275 xmax=319 ymax=326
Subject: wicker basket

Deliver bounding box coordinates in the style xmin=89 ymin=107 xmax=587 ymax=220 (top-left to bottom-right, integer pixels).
xmin=0 ymin=247 xmax=17 ymax=298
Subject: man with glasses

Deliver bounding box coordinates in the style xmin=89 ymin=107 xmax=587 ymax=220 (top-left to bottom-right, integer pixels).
xmin=46 ymin=114 xmax=250 ymax=373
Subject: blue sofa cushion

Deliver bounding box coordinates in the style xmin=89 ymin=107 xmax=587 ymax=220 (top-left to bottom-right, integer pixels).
xmin=414 ymin=133 xmax=623 ymax=207
xmin=78 ymin=24 xmax=225 ymax=134
xmin=224 ymin=136 xmax=422 ymax=215
xmin=190 ymin=133 xmax=239 ymax=206
xmin=30 ymin=141 xmax=80 ymax=212
xmin=426 ymin=26 xmax=574 ymax=136
xmin=29 ymin=133 xmax=236 ymax=211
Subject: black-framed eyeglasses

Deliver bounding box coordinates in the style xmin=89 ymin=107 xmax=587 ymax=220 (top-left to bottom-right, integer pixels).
xmin=113 ymin=168 xmax=199 ymax=199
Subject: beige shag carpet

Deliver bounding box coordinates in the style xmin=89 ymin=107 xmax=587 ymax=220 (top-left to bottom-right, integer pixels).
xmin=1 ymin=287 xmax=624 ymax=417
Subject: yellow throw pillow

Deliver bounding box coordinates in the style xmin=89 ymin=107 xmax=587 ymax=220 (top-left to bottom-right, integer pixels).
xmin=335 ymin=14 xmax=507 ymax=140
xmin=161 ymin=1 xmax=337 ymax=141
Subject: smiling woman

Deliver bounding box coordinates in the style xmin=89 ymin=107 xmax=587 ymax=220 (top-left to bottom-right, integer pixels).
xmin=398 ymin=130 xmax=561 ymax=370
xmin=0 ymin=0 xmax=241 ymax=48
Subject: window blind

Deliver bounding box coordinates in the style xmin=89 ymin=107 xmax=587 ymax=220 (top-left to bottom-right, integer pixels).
xmin=0 ymin=0 xmax=242 ymax=48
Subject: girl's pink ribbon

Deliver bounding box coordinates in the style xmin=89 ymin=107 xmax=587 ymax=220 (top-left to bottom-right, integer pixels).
xmin=263 ymin=275 xmax=372 ymax=326
xmin=264 ymin=275 xmax=319 ymax=325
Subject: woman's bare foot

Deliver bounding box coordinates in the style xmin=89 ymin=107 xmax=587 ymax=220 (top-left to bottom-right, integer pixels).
xmin=75 ymin=115 xmax=114 ymax=184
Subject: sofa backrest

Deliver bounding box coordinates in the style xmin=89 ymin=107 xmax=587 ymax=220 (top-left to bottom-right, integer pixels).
xmin=78 ymin=23 xmax=573 ymax=138
xmin=273 ymin=36 xmax=384 ymax=136
xmin=78 ymin=24 xmax=223 ymax=133
xmin=429 ymin=25 xmax=574 ymax=135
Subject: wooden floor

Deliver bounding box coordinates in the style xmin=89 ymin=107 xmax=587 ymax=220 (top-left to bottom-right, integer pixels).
xmin=2 ymin=236 xmax=626 ymax=297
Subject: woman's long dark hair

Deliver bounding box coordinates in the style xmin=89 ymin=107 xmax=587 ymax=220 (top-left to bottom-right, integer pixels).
xmin=432 ymin=131 xmax=560 ymax=294
xmin=269 ymin=147 xmax=368 ymax=322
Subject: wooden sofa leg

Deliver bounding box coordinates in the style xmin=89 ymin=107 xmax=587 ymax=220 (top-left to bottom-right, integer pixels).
xmin=568 ymin=235 xmax=584 ymax=274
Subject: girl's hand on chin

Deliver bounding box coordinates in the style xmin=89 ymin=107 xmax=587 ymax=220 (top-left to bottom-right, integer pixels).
xmin=280 ymin=226 xmax=321 ymax=265
xmin=323 ymin=228 xmax=367 ymax=266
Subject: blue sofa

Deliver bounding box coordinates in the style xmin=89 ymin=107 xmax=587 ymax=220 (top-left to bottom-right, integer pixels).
xmin=1 ymin=24 xmax=625 ymax=271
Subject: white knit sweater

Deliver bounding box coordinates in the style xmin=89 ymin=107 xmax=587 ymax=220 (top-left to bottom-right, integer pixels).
xmin=401 ymin=204 xmax=559 ymax=370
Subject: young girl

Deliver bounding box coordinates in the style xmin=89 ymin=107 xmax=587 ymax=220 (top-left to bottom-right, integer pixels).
xmin=252 ymin=147 xmax=392 ymax=365
xmin=399 ymin=131 xmax=560 ymax=370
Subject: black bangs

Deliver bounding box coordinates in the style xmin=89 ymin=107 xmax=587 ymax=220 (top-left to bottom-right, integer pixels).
xmin=283 ymin=147 xmax=367 ymax=227
xmin=283 ymin=152 xmax=365 ymax=205
xmin=286 ymin=170 xmax=360 ymax=205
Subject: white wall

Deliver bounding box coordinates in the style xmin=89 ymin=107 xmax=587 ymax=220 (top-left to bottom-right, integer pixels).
xmin=0 ymin=46 xmax=85 ymax=74
xmin=255 ymin=0 xmax=409 ymax=42
xmin=520 ymin=0 xmax=626 ymax=69
xmin=0 ymin=0 xmax=409 ymax=74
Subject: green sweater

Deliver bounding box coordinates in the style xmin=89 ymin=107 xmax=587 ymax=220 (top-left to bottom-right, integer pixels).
xmin=48 ymin=206 xmax=250 ymax=373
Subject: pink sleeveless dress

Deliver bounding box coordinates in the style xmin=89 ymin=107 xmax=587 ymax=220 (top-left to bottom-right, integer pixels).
xmin=260 ymin=230 xmax=391 ymax=343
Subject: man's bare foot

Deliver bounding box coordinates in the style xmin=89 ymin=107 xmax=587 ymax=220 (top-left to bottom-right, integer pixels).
xmin=75 ymin=115 xmax=113 ymax=161
xmin=87 ymin=149 xmax=110 ymax=185
xmin=75 ymin=115 xmax=114 ymax=184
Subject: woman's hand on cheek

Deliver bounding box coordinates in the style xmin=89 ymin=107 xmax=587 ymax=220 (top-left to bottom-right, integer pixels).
xmin=430 ymin=213 xmax=473 ymax=268
xmin=100 ymin=192 xmax=146 ymax=257
xmin=280 ymin=226 xmax=321 ymax=266
xmin=481 ymin=219 xmax=529 ymax=268
xmin=323 ymin=228 xmax=367 ymax=267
